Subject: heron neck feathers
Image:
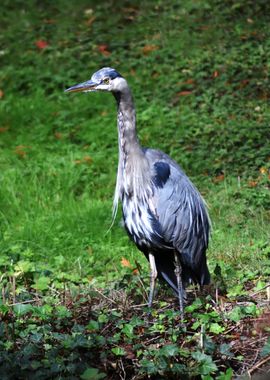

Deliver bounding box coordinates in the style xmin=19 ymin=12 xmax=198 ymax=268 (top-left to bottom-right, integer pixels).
xmin=112 ymin=87 xmax=152 ymax=219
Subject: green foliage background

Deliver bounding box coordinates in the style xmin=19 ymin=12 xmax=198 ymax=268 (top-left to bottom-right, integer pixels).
xmin=0 ymin=0 xmax=269 ymax=378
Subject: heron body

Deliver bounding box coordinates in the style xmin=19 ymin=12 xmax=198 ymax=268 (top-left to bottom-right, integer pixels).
xmin=66 ymin=67 xmax=211 ymax=316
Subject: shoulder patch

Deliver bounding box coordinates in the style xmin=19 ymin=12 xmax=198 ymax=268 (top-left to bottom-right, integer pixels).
xmin=153 ymin=162 xmax=171 ymax=188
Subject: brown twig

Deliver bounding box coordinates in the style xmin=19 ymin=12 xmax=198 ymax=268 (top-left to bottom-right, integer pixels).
xmin=247 ymin=355 xmax=270 ymax=376
xmin=250 ymin=283 xmax=270 ymax=297
xmin=93 ymin=287 xmax=118 ymax=305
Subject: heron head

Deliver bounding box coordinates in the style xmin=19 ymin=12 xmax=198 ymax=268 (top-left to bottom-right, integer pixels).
xmin=65 ymin=67 xmax=126 ymax=94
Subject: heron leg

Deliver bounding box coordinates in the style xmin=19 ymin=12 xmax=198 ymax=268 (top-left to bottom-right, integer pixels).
xmin=148 ymin=252 xmax=157 ymax=307
xmin=174 ymin=251 xmax=184 ymax=321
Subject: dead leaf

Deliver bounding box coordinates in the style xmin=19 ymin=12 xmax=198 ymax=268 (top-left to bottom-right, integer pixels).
xmin=98 ymin=44 xmax=111 ymax=56
xmin=123 ymin=344 xmax=136 ymax=359
xmin=43 ymin=19 xmax=56 ymax=24
xmin=83 ymin=155 xmax=92 ymax=164
xmin=176 ymin=91 xmax=193 ymax=96
xmin=182 ymin=79 xmax=195 ymax=85
xmin=0 ymin=126 xmax=8 ymax=133
xmin=248 ymin=180 xmax=258 ymax=188
xmin=213 ymin=174 xmax=225 ymax=183
xmin=86 ymin=16 xmax=95 ymax=27
xmin=54 ymin=132 xmax=63 ymax=139
xmin=35 ymin=40 xmax=49 ymax=49
xmin=74 ymin=156 xmax=92 ymax=165
xmin=0 ymin=89 xmax=4 ymax=99
xmin=142 ymin=45 xmax=158 ymax=55
xmin=121 ymin=257 xmax=132 ymax=269
xmin=15 ymin=145 xmax=29 ymax=158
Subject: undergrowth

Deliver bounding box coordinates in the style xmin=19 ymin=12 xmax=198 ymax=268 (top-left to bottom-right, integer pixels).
xmin=0 ymin=0 xmax=269 ymax=378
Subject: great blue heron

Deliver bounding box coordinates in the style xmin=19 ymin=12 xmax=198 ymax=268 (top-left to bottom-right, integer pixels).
xmin=66 ymin=67 xmax=211 ymax=318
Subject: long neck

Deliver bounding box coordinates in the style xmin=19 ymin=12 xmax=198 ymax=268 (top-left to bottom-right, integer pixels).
xmin=112 ymin=87 xmax=150 ymax=218
xmin=114 ymin=88 xmax=141 ymax=160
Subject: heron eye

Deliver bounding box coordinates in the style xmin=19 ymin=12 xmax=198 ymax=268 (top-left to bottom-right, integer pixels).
xmin=103 ymin=78 xmax=110 ymax=84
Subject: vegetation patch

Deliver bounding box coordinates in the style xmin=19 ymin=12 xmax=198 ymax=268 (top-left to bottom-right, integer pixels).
xmin=1 ymin=266 xmax=270 ymax=379
xmin=0 ymin=0 xmax=269 ymax=378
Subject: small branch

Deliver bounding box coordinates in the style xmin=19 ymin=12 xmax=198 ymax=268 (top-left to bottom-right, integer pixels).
xmin=250 ymin=283 xmax=270 ymax=297
xmin=93 ymin=287 xmax=118 ymax=305
xmin=248 ymin=355 xmax=270 ymax=376
xmin=9 ymin=299 xmax=36 ymax=306
xmin=12 ymin=276 xmax=16 ymax=304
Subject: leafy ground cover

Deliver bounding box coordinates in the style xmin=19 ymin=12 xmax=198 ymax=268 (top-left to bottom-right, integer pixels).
xmin=0 ymin=0 xmax=270 ymax=378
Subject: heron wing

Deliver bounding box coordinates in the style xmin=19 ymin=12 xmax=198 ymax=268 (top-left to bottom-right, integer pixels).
xmin=145 ymin=149 xmax=210 ymax=285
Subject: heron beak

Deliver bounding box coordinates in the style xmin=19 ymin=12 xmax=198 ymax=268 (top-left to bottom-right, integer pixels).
xmin=65 ymin=80 xmax=98 ymax=93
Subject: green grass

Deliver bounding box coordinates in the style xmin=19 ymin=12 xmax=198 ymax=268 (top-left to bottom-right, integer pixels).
xmin=0 ymin=0 xmax=270 ymax=378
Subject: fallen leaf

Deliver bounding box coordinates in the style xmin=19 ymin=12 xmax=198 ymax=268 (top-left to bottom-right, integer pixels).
xmin=176 ymin=91 xmax=193 ymax=96
xmin=198 ymin=25 xmax=210 ymax=31
xmin=98 ymin=44 xmax=111 ymax=56
xmin=74 ymin=156 xmax=93 ymax=165
xmin=213 ymin=174 xmax=225 ymax=183
xmin=54 ymin=132 xmax=63 ymax=139
xmin=121 ymin=257 xmax=132 ymax=269
xmin=43 ymin=19 xmax=56 ymax=24
xmin=15 ymin=145 xmax=28 ymax=158
xmin=248 ymin=180 xmax=258 ymax=188
xmin=142 ymin=45 xmax=158 ymax=55
xmin=123 ymin=344 xmax=136 ymax=359
xmin=83 ymin=155 xmax=92 ymax=164
xmin=86 ymin=16 xmax=95 ymax=27
xmin=35 ymin=40 xmax=49 ymax=49
xmin=182 ymin=79 xmax=195 ymax=85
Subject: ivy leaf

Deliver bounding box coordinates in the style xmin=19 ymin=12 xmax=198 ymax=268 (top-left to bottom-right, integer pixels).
xmin=216 ymin=368 xmax=233 ymax=380
xmin=209 ymin=323 xmax=225 ymax=334
xmin=111 ymin=347 xmax=126 ymax=356
xmin=260 ymin=337 xmax=270 ymax=358
xmin=80 ymin=368 xmax=106 ymax=380
xmin=87 ymin=320 xmax=99 ymax=331
xmin=161 ymin=344 xmax=179 ymax=357
xmin=122 ymin=323 xmax=134 ymax=338
xmin=14 ymin=260 xmax=35 ymax=275
xmin=219 ymin=343 xmax=233 ymax=358
xmin=192 ymin=351 xmax=218 ymax=375
xmin=33 ymin=276 xmax=50 ymax=291
xmin=185 ymin=298 xmax=203 ymax=312
xmin=13 ymin=303 xmax=33 ymax=316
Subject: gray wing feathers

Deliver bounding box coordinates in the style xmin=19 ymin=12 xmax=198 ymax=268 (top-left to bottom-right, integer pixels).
xmin=157 ymin=173 xmax=210 ymax=266
xmin=145 ymin=149 xmax=210 ymax=276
